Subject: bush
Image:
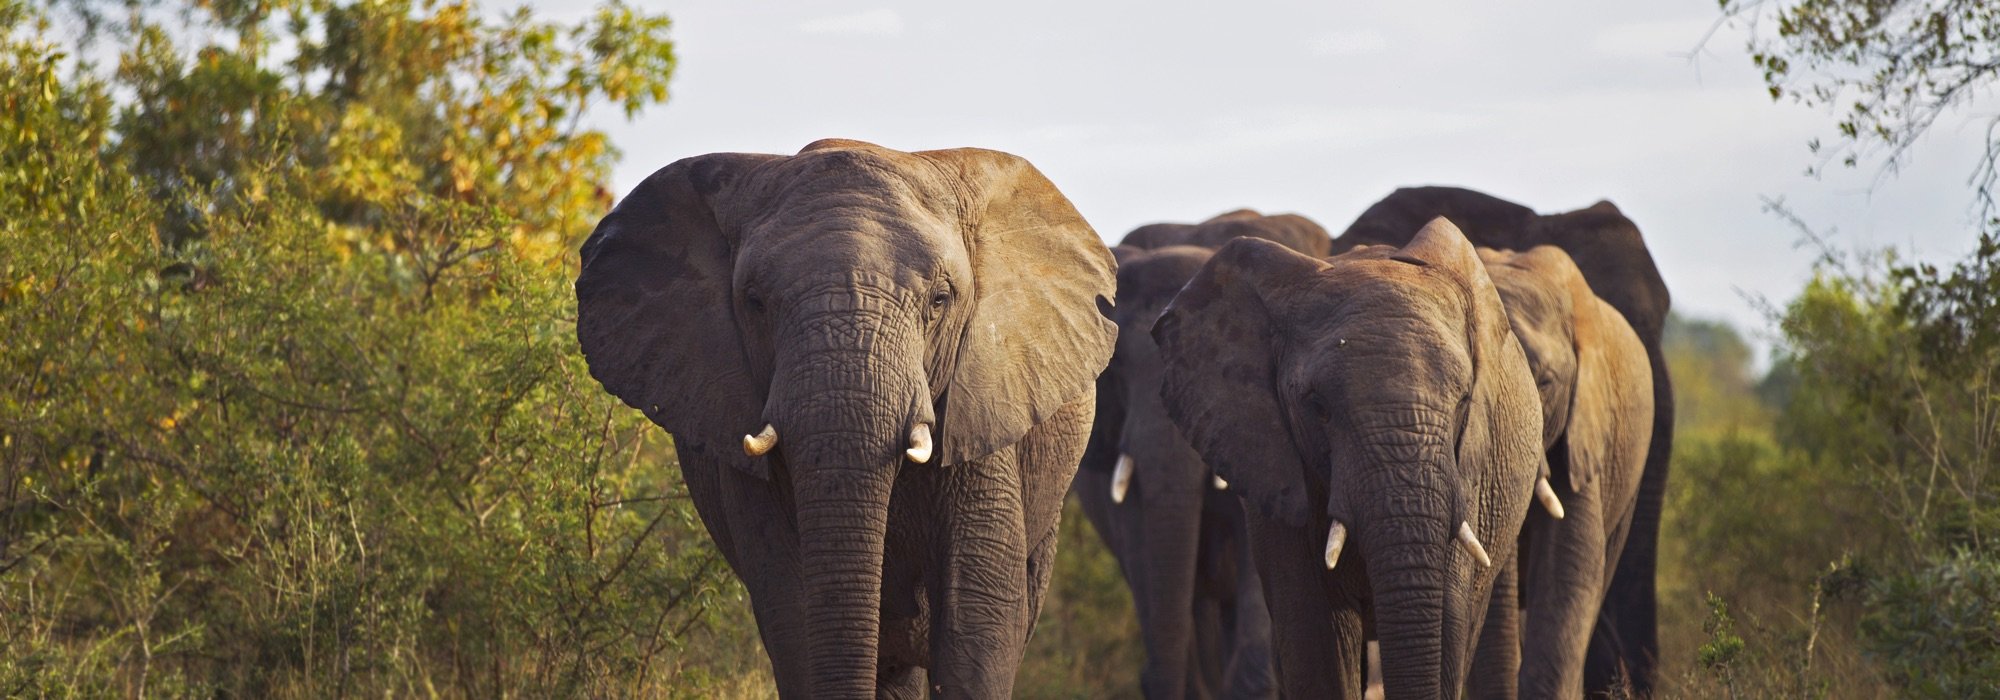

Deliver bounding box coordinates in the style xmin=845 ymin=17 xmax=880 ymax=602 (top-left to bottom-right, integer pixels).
xmin=0 ymin=0 xmax=776 ymax=695
xmin=1659 ymin=235 xmax=2000 ymax=697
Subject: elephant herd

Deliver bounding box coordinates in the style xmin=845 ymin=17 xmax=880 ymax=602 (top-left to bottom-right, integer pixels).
xmin=574 ymin=140 xmax=1672 ymax=699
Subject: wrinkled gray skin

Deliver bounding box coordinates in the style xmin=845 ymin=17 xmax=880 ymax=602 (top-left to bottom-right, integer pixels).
xmin=1467 ymin=247 xmax=1655 ymax=700
xmin=575 ymin=139 xmax=1117 ymax=698
xmin=1074 ymin=210 xmax=1328 ymax=699
xmin=1333 ymin=187 xmax=1672 ymax=697
xmin=1154 ymin=219 xmax=1545 ymax=699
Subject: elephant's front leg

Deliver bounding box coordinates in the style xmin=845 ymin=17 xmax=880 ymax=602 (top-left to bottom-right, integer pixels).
xmin=926 ymin=447 xmax=1031 ymax=698
xmin=1520 ymin=476 xmax=1608 ymax=700
xmin=1221 ymin=507 xmax=1278 ymax=699
xmin=693 ymin=446 xmax=813 ymax=698
xmin=1245 ymin=514 xmax=1365 ymax=699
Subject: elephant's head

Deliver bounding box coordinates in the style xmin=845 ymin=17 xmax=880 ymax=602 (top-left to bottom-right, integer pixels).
xmin=1153 ymin=218 xmax=1542 ymax=698
xmin=1480 ymin=245 xmax=1653 ymax=508
xmin=575 ymin=139 xmax=1116 ymax=694
xmin=1095 ymin=210 xmax=1331 ymax=502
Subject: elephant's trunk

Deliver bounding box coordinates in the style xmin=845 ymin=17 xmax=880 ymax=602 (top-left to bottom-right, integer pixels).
xmin=770 ymin=287 xmax=927 ymax=698
xmin=1119 ymin=360 xmax=1214 ymax=700
xmin=1137 ymin=485 xmax=1205 ymax=700
xmin=792 ymin=438 xmax=896 ymax=697
xmin=1353 ymin=425 xmax=1464 ymax=700
xmin=1368 ymin=516 xmax=1456 ymax=700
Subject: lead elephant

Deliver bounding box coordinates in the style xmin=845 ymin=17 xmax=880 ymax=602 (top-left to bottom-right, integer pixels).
xmin=575 ymin=139 xmax=1117 ymax=698
xmin=1075 ymin=209 xmax=1329 ymax=699
xmin=1469 ymin=246 xmax=1655 ymax=699
xmin=1333 ymin=188 xmax=1673 ymax=697
xmin=1154 ymin=218 xmax=1545 ymax=699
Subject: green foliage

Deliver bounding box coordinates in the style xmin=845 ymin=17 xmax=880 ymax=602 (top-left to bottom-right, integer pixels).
xmin=1773 ymin=237 xmax=2000 ymax=698
xmin=1860 ymin=549 xmax=2000 ymax=698
xmin=1019 ymin=501 xmax=1143 ymax=699
xmin=1698 ymin=594 xmax=1745 ymax=678
xmin=1661 ymin=232 xmax=2000 ymax=697
xmin=1779 ymin=242 xmax=1999 ymax=554
xmin=1656 ymin=313 xmax=1886 ymax=698
xmin=1720 ymin=0 xmax=2000 ymax=212
xmin=0 ymin=0 xmax=776 ymax=695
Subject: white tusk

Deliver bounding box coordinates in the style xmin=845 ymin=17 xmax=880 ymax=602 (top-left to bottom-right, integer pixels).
xmin=742 ymin=424 xmax=778 ymax=456
xmin=1535 ymin=477 xmax=1566 ymax=519
xmin=1458 ymin=521 xmax=1493 ymax=568
xmin=1212 ymin=474 xmax=1230 ymax=490
xmin=905 ymin=423 xmax=933 ymax=464
xmin=1111 ymin=454 xmax=1134 ymax=504
xmin=1324 ymin=520 xmax=1348 ymax=570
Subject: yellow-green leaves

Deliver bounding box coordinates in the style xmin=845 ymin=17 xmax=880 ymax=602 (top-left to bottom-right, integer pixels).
xmin=1 ymin=1 xmax=751 ymax=696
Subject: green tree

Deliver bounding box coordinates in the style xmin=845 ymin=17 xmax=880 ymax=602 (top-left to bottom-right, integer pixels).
xmin=1770 ymin=240 xmax=2000 ymax=697
xmin=0 ymin=0 xmax=770 ymax=695
xmin=1721 ymin=0 xmax=2000 ymax=216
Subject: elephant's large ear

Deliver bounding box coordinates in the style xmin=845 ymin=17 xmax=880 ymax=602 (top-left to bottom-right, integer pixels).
xmin=920 ymin=148 xmax=1119 ymax=465
xmin=1564 ymin=290 xmax=1655 ymax=494
xmin=1152 ymin=237 xmax=1321 ymax=527
xmin=575 ymin=153 xmax=780 ymax=478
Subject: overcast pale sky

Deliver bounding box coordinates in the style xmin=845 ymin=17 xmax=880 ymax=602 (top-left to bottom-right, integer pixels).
xmin=543 ymin=0 xmax=1991 ymax=360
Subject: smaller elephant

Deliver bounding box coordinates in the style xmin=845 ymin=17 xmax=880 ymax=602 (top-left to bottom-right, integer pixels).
xmin=1076 ymin=209 xmax=1329 ymax=699
xmin=1469 ymin=246 xmax=1654 ymax=700
xmin=1335 ymin=187 xmax=1672 ymax=695
xmin=1154 ymin=218 xmax=1545 ymax=699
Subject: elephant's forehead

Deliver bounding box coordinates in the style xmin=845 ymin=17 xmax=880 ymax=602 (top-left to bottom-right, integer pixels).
xmin=743 ymin=148 xmax=962 ymax=224
xmin=1301 ymin=263 xmax=1468 ymax=323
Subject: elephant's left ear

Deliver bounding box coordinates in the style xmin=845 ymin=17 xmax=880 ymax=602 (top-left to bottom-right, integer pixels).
xmin=1564 ymin=290 xmax=1655 ymax=494
xmin=921 ymin=148 xmax=1119 ymax=465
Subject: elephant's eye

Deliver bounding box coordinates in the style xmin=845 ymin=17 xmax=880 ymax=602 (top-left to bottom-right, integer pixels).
xmin=744 ymin=290 xmax=765 ymax=313
xmin=1304 ymin=390 xmax=1332 ymax=421
xmin=931 ymin=290 xmax=951 ymax=308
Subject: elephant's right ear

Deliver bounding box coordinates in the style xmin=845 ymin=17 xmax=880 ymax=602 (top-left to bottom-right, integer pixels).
xmin=1152 ymin=237 xmax=1321 ymax=528
xmin=576 ymin=153 xmax=780 ymax=479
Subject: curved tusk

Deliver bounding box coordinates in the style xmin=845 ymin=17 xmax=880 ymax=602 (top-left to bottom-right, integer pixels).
xmin=742 ymin=424 xmax=778 ymax=456
xmin=1535 ymin=477 xmax=1566 ymax=519
xmin=1212 ymin=474 xmax=1230 ymax=490
xmin=1111 ymin=454 xmax=1134 ymax=504
xmin=1324 ymin=520 xmax=1348 ymax=570
xmin=1458 ymin=521 xmax=1493 ymax=568
xmin=905 ymin=423 xmax=933 ymax=464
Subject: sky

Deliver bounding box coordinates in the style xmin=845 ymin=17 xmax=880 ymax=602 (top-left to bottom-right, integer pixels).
xmin=541 ymin=0 xmax=1992 ymax=363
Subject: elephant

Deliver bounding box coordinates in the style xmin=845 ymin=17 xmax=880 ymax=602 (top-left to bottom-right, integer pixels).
xmin=1333 ymin=187 xmax=1673 ymax=697
xmin=574 ymin=139 xmax=1118 ymax=698
xmin=1467 ymin=246 xmax=1655 ymax=699
xmin=1073 ymin=209 xmax=1330 ymax=699
xmin=1152 ymin=217 xmax=1546 ymax=699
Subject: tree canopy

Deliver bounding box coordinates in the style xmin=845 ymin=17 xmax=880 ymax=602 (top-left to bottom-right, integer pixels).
xmin=0 ymin=0 xmax=771 ymax=695
xmin=1723 ymin=0 xmax=2000 ymax=218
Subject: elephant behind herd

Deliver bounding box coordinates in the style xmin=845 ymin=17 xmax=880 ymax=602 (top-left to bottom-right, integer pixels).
xmin=575 ymin=139 xmax=1672 ymax=699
